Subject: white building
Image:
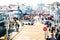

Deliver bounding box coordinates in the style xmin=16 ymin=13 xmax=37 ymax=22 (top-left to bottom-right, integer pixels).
xmin=0 ymin=5 xmax=8 ymax=14
xmin=53 ymin=2 xmax=60 ymax=23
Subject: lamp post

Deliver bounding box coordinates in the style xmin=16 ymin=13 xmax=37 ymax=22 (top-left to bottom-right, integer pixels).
xmin=4 ymin=10 xmax=8 ymax=40
xmin=5 ymin=14 xmax=9 ymax=40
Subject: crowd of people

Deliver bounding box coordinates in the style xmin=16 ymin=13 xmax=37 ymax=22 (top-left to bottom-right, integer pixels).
xmin=9 ymin=17 xmax=20 ymax=32
xmin=40 ymin=15 xmax=60 ymax=40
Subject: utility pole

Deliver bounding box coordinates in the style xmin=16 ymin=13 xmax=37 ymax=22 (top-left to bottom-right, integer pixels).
xmin=56 ymin=2 xmax=58 ymax=27
xmin=50 ymin=5 xmax=52 ymax=15
xmin=5 ymin=11 xmax=9 ymax=40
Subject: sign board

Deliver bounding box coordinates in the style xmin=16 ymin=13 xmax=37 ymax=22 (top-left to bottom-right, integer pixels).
xmin=43 ymin=27 xmax=47 ymax=31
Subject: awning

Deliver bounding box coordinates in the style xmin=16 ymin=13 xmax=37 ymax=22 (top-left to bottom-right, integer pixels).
xmin=24 ymin=15 xmax=30 ymax=19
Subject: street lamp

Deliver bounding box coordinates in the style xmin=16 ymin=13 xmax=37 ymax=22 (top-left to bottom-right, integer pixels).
xmin=5 ymin=13 xmax=9 ymax=40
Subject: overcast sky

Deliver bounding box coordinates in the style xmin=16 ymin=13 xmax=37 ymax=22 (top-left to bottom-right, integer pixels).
xmin=0 ymin=0 xmax=60 ymax=7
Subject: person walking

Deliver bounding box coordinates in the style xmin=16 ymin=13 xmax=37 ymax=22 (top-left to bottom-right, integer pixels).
xmin=57 ymin=33 xmax=60 ymax=40
xmin=57 ymin=27 xmax=60 ymax=33
xmin=15 ymin=22 xmax=19 ymax=32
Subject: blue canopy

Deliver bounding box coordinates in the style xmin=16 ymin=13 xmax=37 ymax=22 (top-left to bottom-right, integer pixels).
xmin=18 ymin=6 xmax=23 ymax=17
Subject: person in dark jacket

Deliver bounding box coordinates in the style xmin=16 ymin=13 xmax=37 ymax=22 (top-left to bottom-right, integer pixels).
xmin=55 ymin=32 xmax=58 ymax=38
xmin=57 ymin=34 xmax=60 ymax=40
xmin=51 ymin=27 xmax=55 ymax=33
xmin=15 ymin=22 xmax=19 ymax=32
xmin=57 ymin=27 xmax=60 ymax=33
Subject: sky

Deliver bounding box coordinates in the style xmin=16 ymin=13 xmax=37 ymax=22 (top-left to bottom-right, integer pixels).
xmin=0 ymin=0 xmax=60 ymax=7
